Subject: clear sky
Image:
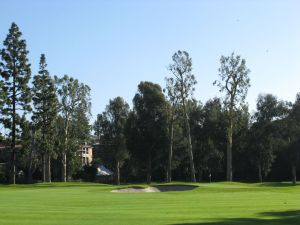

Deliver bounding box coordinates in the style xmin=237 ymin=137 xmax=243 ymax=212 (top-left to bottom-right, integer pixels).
xmin=1 ymin=0 xmax=300 ymax=122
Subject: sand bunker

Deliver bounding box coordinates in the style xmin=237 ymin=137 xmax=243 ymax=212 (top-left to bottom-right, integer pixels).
xmin=111 ymin=184 xmax=198 ymax=193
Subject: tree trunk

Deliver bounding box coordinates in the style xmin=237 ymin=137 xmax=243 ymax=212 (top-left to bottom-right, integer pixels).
xmin=42 ymin=122 xmax=47 ymax=182
xmin=46 ymin=155 xmax=51 ymax=183
xmin=62 ymin=118 xmax=69 ymax=182
xmin=226 ymin=119 xmax=233 ymax=181
xmin=27 ymin=128 xmax=35 ymax=183
xmin=167 ymin=110 xmax=174 ymax=183
xmin=198 ymin=169 xmax=203 ymax=182
xmin=147 ymin=151 xmax=152 ymax=184
xmin=61 ymin=153 xmax=67 ymax=182
xmin=27 ymin=151 xmax=33 ymax=183
xmin=42 ymin=154 xmax=46 ymax=182
xmin=258 ymin=163 xmax=262 ymax=183
xmin=182 ymin=99 xmax=196 ymax=182
xmin=11 ymin=149 xmax=16 ymax=184
xmin=10 ymin=73 xmax=16 ymax=184
xmin=292 ymin=165 xmax=297 ymax=185
xmin=115 ymin=160 xmax=120 ymax=185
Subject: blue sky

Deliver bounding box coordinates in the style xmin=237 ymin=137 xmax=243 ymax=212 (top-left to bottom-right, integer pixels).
xmin=1 ymin=0 xmax=300 ymax=122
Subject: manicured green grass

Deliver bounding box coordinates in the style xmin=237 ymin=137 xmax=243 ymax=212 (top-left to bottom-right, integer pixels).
xmin=0 ymin=182 xmax=299 ymax=225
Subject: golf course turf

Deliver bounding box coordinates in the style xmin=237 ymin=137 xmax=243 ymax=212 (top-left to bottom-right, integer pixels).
xmin=0 ymin=182 xmax=299 ymax=225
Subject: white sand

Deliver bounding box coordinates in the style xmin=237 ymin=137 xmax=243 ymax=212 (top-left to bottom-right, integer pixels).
xmin=111 ymin=187 xmax=159 ymax=193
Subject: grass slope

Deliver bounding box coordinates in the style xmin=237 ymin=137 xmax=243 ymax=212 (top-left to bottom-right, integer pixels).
xmin=0 ymin=182 xmax=299 ymax=225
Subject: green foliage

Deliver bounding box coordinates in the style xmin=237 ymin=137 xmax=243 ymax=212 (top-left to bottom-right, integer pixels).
xmin=32 ymin=54 xmax=58 ymax=157
xmin=278 ymin=93 xmax=300 ymax=183
xmin=0 ymin=22 xmax=32 ymax=132
xmin=1 ymin=22 xmax=299 ymax=184
xmin=249 ymin=94 xmax=290 ymax=180
xmin=214 ymin=52 xmax=251 ymax=181
xmin=191 ymin=98 xmax=225 ymax=180
xmin=168 ymin=50 xmax=197 ymax=182
xmin=0 ymin=22 xmax=31 ymax=114
xmin=93 ymin=114 xmax=103 ymax=141
xmin=104 ymin=97 xmax=129 ymax=161
xmin=55 ymin=75 xmax=91 ymax=180
xmin=0 ymin=22 xmax=32 ymax=183
xmin=168 ymin=50 xmax=197 ymax=101
xmin=0 ymin=80 xmax=5 ymax=137
xmin=18 ymin=117 xmax=40 ymax=182
xmin=130 ymin=81 xmax=168 ymax=182
xmin=214 ymin=52 xmax=250 ymax=111
xmin=95 ymin=97 xmax=129 ymax=184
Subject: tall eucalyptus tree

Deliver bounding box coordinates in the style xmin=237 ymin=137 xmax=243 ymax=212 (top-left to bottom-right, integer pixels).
xmin=214 ymin=53 xmax=250 ymax=181
xmin=55 ymin=75 xmax=91 ymax=182
xmin=168 ymin=50 xmax=197 ymax=182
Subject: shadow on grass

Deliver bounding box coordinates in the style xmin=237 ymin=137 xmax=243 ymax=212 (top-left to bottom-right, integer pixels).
xmin=152 ymin=184 xmax=198 ymax=192
xmin=258 ymin=182 xmax=299 ymax=187
xmin=172 ymin=210 xmax=300 ymax=225
xmin=0 ymin=182 xmax=110 ymax=189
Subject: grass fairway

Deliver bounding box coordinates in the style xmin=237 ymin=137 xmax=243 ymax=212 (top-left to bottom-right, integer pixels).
xmin=0 ymin=182 xmax=299 ymax=225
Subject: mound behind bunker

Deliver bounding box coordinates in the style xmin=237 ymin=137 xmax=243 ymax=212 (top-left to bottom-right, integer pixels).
xmin=111 ymin=184 xmax=198 ymax=193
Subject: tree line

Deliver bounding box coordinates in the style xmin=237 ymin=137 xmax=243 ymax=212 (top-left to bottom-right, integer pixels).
xmin=0 ymin=23 xmax=91 ymax=184
xmin=0 ymin=23 xmax=299 ymax=185
xmin=93 ymin=53 xmax=299 ymax=185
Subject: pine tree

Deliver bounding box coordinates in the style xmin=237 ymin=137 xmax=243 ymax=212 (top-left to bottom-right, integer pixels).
xmin=32 ymin=54 xmax=58 ymax=183
xmin=0 ymin=22 xmax=31 ymax=184
xmin=0 ymin=78 xmax=6 ymax=140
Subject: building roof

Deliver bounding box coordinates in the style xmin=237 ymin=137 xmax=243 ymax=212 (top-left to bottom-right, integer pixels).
xmin=0 ymin=143 xmax=22 ymax=150
xmin=96 ymin=165 xmax=114 ymax=176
